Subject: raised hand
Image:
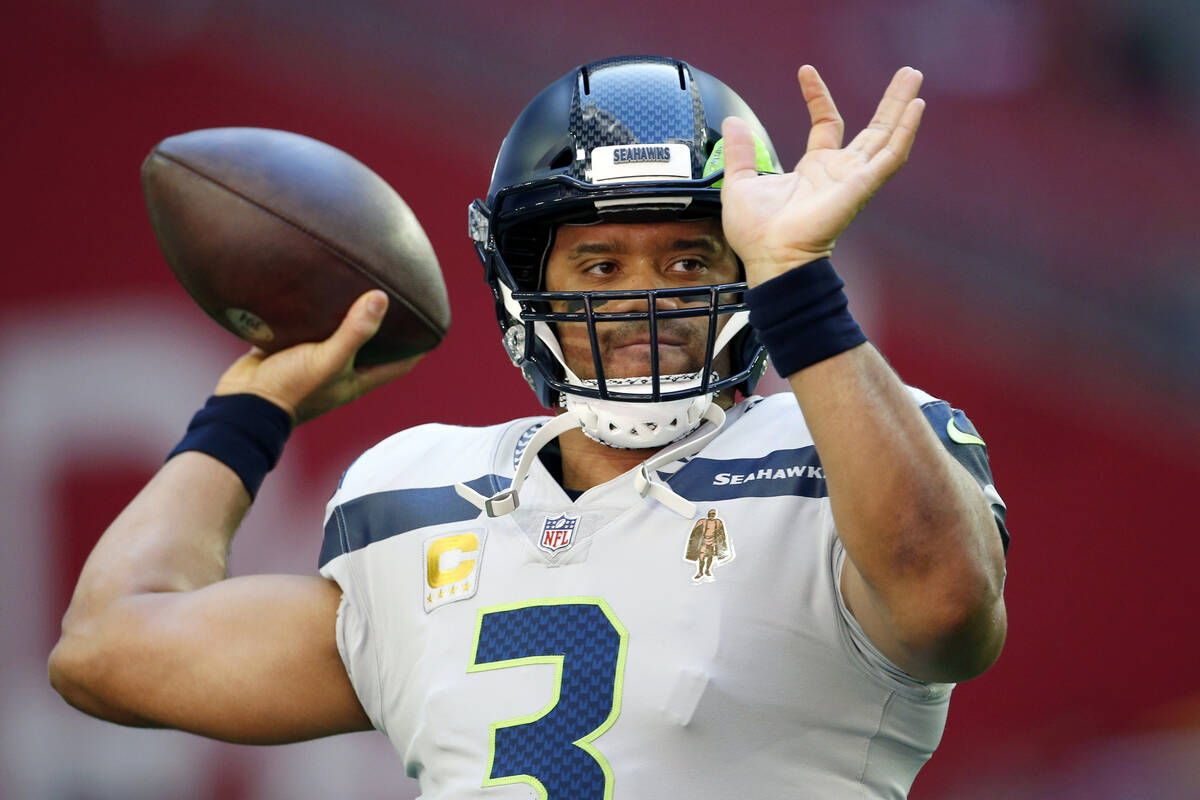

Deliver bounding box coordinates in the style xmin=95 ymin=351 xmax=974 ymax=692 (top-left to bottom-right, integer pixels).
xmin=720 ymin=65 xmax=925 ymax=287
xmin=214 ymin=290 xmax=422 ymax=423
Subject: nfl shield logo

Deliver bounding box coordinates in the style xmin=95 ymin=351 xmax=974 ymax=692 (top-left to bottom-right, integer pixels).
xmin=539 ymin=513 xmax=580 ymax=554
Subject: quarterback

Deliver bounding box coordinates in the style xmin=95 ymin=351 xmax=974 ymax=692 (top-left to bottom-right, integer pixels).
xmin=50 ymin=57 xmax=1008 ymax=799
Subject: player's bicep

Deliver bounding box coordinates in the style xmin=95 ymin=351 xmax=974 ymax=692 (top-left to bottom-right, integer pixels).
xmin=837 ymin=400 xmax=1008 ymax=683
xmin=65 ymin=575 xmax=371 ymax=744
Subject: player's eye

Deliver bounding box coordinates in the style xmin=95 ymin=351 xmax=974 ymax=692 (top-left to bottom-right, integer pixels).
xmin=583 ymin=261 xmax=619 ymax=277
xmin=667 ymin=258 xmax=706 ymax=275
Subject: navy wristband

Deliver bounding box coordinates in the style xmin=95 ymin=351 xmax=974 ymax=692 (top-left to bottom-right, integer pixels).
xmin=744 ymin=258 xmax=867 ymax=378
xmin=167 ymin=394 xmax=293 ymax=499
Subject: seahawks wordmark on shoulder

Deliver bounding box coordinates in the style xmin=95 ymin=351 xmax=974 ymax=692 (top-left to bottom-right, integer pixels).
xmin=712 ymin=463 xmax=825 ymax=486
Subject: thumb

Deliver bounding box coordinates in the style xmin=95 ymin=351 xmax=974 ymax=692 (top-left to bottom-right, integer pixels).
xmin=315 ymin=289 xmax=388 ymax=366
xmin=719 ymin=116 xmax=759 ymax=187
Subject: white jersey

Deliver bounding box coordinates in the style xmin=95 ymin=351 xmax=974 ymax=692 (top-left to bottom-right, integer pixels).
xmin=319 ymin=390 xmax=1008 ymax=800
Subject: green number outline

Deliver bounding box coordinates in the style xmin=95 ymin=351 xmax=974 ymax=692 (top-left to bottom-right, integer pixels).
xmin=467 ymin=597 xmax=629 ymax=800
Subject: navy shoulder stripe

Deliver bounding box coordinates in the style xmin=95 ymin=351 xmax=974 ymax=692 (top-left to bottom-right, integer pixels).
xmin=667 ymin=446 xmax=828 ymax=501
xmin=920 ymin=400 xmax=993 ymax=485
xmin=920 ymin=400 xmax=1009 ymax=552
xmin=319 ymin=474 xmax=507 ymax=567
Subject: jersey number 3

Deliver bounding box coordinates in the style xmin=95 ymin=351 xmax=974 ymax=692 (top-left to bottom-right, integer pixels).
xmin=469 ymin=598 xmax=628 ymax=800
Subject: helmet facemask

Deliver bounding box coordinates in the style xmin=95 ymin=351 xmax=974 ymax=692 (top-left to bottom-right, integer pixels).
xmin=523 ymin=220 xmax=756 ymax=448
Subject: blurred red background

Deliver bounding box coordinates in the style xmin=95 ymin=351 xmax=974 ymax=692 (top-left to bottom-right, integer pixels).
xmin=3 ymin=2 xmax=1197 ymax=797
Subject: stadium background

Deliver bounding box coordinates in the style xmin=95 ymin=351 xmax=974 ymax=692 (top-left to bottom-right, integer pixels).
xmin=3 ymin=1 xmax=1197 ymax=797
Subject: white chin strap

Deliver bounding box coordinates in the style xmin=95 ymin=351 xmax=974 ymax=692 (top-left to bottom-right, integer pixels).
xmin=562 ymin=372 xmax=714 ymax=449
xmin=455 ymin=401 xmax=726 ymax=520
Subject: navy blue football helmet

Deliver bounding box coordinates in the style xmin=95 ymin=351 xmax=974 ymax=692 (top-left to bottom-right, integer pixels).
xmin=469 ymin=56 xmax=781 ymax=411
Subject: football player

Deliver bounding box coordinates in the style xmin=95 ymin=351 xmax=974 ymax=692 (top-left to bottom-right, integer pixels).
xmin=50 ymin=57 xmax=1008 ymax=798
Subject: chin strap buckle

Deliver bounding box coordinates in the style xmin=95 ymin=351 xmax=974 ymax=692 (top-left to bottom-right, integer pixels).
xmin=485 ymin=489 xmax=519 ymax=517
xmin=634 ymin=464 xmax=697 ymax=518
xmin=454 ymin=483 xmax=521 ymax=519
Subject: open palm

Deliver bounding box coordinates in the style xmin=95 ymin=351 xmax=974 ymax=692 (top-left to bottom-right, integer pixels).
xmin=720 ymin=66 xmax=926 ymax=287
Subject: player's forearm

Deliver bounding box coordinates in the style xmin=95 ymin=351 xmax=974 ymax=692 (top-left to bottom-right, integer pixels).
xmin=68 ymin=451 xmax=248 ymax=601
xmin=787 ymin=344 xmax=1005 ymax=636
xmin=50 ymin=452 xmax=250 ymax=693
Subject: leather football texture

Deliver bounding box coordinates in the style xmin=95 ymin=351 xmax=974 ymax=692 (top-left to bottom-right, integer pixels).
xmin=142 ymin=127 xmax=450 ymax=365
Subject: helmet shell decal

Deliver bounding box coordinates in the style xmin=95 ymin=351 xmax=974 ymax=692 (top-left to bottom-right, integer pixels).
xmin=589 ymin=143 xmax=692 ymax=183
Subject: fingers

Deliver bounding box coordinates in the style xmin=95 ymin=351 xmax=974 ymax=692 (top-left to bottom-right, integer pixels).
xmin=798 ymin=65 xmax=844 ymax=155
xmin=862 ymin=96 xmax=925 ymax=193
xmin=846 ymin=67 xmax=923 ymax=158
xmin=718 ymin=116 xmax=761 ymax=188
xmin=314 ymin=289 xmax=388 ymax=368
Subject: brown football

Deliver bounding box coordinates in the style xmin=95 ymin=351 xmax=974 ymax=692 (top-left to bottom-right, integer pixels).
xmin=141 ymin=127 xmax=450 ymax=365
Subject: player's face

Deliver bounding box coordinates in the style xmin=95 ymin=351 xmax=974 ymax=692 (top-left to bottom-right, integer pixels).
xmin=543 ymin=218 xmax=740 ymax=380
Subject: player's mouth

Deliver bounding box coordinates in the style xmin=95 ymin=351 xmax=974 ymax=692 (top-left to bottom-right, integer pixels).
xmin=603 ymin=332 xmax=695 ymax=375
xmin=611 ymin=333 xmax=686 ymax=350
xmin=605 ymin=323 xmax=689 ymax=350
xmin=559 ymin=319 xmax=705 ymax=378
xmin=608 ymin=330 xmax=688 ymax=358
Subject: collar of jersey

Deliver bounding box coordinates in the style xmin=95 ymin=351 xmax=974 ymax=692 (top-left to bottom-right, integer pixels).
xmin=455 ymin=399 xmax=751 ymax=519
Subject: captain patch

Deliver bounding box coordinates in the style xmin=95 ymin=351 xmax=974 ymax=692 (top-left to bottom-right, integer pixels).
xmin=423 ymin=531 xmax=485 ymax=612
